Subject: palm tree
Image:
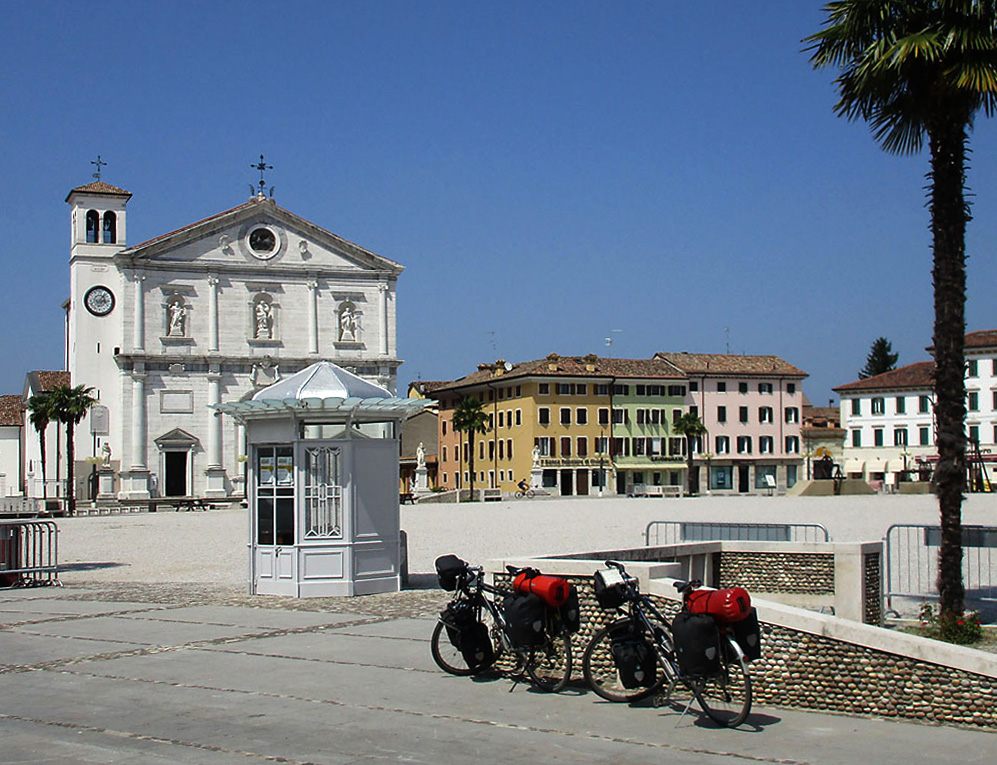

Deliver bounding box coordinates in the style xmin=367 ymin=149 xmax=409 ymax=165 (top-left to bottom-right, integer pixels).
xmin=673 ymin=413 xmax=707 ymax=496
xmin=807 ymin=0 xmax=997 ymax=618
xmin=48 ymin=384 xmax=98 ymax=517
xmin=452 ymin=396 xmax=490 ymax=501
xmin=27 ymin=392 xmax=56 ymax=498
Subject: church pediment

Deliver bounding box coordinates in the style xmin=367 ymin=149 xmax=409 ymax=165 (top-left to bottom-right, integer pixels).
xmin=154 ymin=427 xmax=201 ymax=449
xmin=118 ymin=197 xmax=402 ymax=275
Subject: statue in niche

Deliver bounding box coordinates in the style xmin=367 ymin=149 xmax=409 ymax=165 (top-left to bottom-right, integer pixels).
xmin=167 ymin=298 xmax=186 ymax=337
xmin=338 ymin=302 xmax=360 ymax=342
xmin=254 ymin=298 xmax=274 ymax=339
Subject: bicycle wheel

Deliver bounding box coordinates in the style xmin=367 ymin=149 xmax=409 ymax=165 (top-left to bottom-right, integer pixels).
xmin=582 ymin=620 xmax=667 ymax=702
xmin=524 ymin=632 xmax=572 ymax=692
xmin=431 ymin=607 xmax=500 ymax=676
xmin=693 ymin=639 xmax=752 ymax=727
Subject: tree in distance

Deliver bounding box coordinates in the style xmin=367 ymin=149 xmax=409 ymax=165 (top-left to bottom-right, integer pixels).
xmin=673 ymin=412 xmax=708 ymax=496
xmin=452 ymin=396 xmax=490 ymax=502
xmin=859 ymin=337 xmax=900 ymax=379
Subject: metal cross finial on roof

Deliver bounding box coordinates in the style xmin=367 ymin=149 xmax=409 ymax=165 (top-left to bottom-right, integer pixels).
xmin=91 ymin=155 xmax=106 ymax=181
xmin=251 ymin=154 xmax=273 ymax=195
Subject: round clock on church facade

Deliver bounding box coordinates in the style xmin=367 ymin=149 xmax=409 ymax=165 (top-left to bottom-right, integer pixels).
xmin=84 ymin=285 xmax=115 ymax=316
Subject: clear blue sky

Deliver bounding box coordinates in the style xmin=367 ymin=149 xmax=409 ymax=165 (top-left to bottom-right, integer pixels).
xmin=3 ymin=1 xmax=996 ymax=405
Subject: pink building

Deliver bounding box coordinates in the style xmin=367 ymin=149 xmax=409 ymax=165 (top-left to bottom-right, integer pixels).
xmin=656 ymin=353 xmax=808 ymax=493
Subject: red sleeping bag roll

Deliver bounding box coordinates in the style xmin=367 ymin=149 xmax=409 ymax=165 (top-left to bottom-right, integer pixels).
xmin=513 ymin=572 xmax=570 ymax=608
xmin=685 ymin=586 xmax=752 ymax=623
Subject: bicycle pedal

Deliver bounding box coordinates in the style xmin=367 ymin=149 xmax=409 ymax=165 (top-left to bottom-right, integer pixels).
xmin=652 ymin=678 xmax=678 ymax=707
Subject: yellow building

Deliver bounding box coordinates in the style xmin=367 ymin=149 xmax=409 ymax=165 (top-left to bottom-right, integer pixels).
xmin=433 ymin=354 xmax=688 ymax=496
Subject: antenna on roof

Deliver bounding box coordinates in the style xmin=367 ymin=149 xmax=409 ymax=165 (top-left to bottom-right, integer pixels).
xmin=606 ymin=329 xmax=622 ymax=347
xmin=725 ymin=327 xmax=731 ymax=355
xmin=487 ymin=330 xmax=497 ymax=356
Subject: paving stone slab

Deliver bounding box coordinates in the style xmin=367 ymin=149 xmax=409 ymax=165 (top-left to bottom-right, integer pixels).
xmin=9 ymin=614 xmax=262 ymax=647
xmin=0 ymin=599 xmax=164 ymax=620
xmin=112 ymin=605 xmax=360 ymax=630
xmin=0 ymin=631 xmax=151 ymax=669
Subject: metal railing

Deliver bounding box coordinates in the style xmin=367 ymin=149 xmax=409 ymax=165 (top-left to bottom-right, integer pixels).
xmin=884 ymin=523 xmax=997 ymax=617
xmin=644 ymin=521 xmax=830 ymax=546
xmin=0 ymin=520 xmax=60 ymax=587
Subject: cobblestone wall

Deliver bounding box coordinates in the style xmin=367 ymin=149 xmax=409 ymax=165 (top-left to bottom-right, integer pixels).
xmin=750 ymin=623 xmax=997 ymax=728
xmin=718 ymin=552 xmax=835 ymax=594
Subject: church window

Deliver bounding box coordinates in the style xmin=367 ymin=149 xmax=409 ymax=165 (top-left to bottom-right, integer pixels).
xmin=102 ymin=212 xmax=116 ymax=243
xmin=86 ymin=210 xmax=100 ymax=243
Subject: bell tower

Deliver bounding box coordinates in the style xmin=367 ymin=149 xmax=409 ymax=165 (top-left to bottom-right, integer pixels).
xmin=65 ymin=164 xmax=133 ymax=487
xmin=66 ymin=159 xmax=131 ymax=256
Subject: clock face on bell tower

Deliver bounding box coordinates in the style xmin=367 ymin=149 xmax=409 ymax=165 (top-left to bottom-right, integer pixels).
xmin=84 ymin=285 xmax=115 ymax=316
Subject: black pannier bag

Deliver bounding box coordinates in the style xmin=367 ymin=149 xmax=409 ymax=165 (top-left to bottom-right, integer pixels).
xmin=593 ymin=568 xmax=628 ymax=610
xmin=435 ymin=554 xmax=467 ymax=591
xmin=671 ymin=611 xmax=721 ymax=677
xmin=558 ymin=584 xmax=581 ymax=634
xmin=459 ymin=621 xmax=495 ymax=668
xmin=503 ymin=592 xmax=547 ymax=647
xmin=441 ymin=602 xmax=494 ymax=669
xmin=730 ymin=607 xmax=762 ymax=662
xmin=609 ymin=624 xmax=657 ymax=688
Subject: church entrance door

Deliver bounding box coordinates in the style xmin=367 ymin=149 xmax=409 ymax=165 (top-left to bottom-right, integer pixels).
xmin=165 ymin=452 xmax=188 ymax=496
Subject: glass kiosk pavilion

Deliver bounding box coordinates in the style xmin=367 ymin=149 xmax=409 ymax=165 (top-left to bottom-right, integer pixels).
xmin=213 ymin=362 xmax=428 ymax=597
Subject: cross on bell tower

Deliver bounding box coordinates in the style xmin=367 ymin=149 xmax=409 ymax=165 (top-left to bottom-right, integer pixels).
xmin=251 ymin=154 xmax=273 ymax=198
xmin=91 ymin=154 xmax=107 ymax=181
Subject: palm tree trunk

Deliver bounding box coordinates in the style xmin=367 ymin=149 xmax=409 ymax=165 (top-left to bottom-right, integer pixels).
xmin=928 ymin=115 xmax=970 ymax=617
xmin=39 ymin=432 xmax=48 ymax=499
xmin=686 ymin=439 xmax=695 ymax=496
xmin=66 ymin=422 xmax=76 ymax=517
xmin=468 ymin=435 xmax=476 ymax=501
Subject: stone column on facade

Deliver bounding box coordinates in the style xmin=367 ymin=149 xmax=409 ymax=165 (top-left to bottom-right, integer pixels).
xmin=204 ymin=366 xmax=227 ymax=497
xmin=119 ymin=366 xmax=150 ymax=500
xmin=307 ymin=278 xmax=319 ymax=355
xmin=207 ymin=275 xmax=220 ymax=353
xmin=378 ymin=281 xmax=389 ymax=356
xmin=132 ymin=271 xmax=146 ymax=351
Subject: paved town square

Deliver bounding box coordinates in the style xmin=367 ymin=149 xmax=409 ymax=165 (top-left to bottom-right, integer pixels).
xmin=0 ymin=494 xmax=994 ymax=763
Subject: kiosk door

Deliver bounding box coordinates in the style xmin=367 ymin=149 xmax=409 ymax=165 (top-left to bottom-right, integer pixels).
xmin=254 ymin=445 xmax=296 ymax=595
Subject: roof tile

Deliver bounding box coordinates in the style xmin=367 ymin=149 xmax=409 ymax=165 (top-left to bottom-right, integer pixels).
xmin=655 ymin=352 xmax=807 ymax=377
xmin=0 ymin=395 xmax=23 ymax=427
xmin=833 ymin=361 xmax=935 ymax=392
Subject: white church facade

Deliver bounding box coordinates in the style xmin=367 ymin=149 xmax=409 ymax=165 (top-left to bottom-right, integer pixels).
xmin=66 ymin=180 xmax=403 ymax=501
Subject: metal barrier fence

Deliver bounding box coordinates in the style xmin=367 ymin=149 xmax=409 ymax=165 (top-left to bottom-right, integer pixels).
xmin=643 ymin=521 xmax=830 ymax=546
xmin=884 ymin=523 xmax=997 ymax=617
xmin=0 ymin=520 xmax=60 ymax=587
